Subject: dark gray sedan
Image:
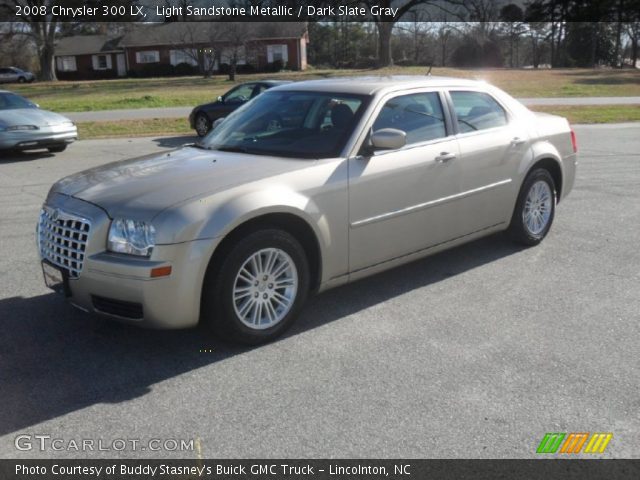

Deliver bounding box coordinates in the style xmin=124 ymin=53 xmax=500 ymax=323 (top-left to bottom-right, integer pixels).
xmin=0 ymin=91 xmax=77 ymax=153
xmin=189 ymin=80 xmax=291 ymax=136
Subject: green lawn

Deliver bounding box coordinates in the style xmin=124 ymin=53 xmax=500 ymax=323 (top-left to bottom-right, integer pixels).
xmin=77 ymin=118 xmax=192 ymax=139
xmin=531 ymin=105 xmax=640 ymax=124
xmin=10 ymin=67 xmax=640 ymax=113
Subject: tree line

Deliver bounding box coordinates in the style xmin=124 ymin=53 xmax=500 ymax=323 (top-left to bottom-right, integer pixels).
xmin=1 ymin=0 xmax=639 ymax=81
xmin=308 ymin=20 xmax=640 ymax=70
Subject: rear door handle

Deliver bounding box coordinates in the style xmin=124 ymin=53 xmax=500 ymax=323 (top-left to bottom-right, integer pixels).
xmin=435 ymin=152 xmax=456 ymax=163
xmin=511 ymin=137 xmax=526 ymax=146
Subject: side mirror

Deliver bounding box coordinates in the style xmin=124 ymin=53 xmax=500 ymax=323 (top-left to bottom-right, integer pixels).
xmin=217 ymin=96 xmax=223 ymax=103
xmin=370 ymin=128 xmax=406 ymax=151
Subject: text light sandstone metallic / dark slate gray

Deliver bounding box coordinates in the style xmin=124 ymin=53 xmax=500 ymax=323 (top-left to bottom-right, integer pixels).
xmin=37 ymin=76 xmax=577 ymax=344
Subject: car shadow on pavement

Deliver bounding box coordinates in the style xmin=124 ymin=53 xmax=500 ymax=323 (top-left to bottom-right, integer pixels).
xmin=0 ymin=150 xmax=55 ymax=163
xmin=0 ymin=233 xmax=524 ymax=436
xmin=152 ymin=135 xmax=198 ymax=149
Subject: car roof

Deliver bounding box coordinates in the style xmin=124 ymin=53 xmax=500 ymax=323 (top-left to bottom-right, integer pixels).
xmin=268 ymin=75 xmax=486 ymax=95
xmin=261 ymin=80 xmax=292 ymax=86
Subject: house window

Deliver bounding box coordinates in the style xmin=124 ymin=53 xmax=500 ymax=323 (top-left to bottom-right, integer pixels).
xmin=91 ymin=54 xmax=111 ymax=70
xmin=136 ymin=50 xmax=160 ymax=64
xmin=220 ymin=47 xmax=247 ymax=65
xmin=56 ymin=56 xmax=77 ymax=72
xmin=267 ymin=44 xmax=288 ymax=64
xmin=169 ymin=49 xmax=198 ymax=66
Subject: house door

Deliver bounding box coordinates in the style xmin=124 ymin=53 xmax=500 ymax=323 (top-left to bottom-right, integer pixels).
xmin=116 ymin=54 xmax=126 ymax=77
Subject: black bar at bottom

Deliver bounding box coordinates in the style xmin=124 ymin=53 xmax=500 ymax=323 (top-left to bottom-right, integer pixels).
xmin=2 ymin=459 xmax=640 ymax=480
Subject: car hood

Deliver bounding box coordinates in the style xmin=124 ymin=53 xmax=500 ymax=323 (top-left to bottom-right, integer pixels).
xmin=194 ymin=101 xmax=222 ymax=113
xmin=51 ymin=146 xmax=311 ymax=220
xmin=0 ymin=108 xmax=71 ymax=128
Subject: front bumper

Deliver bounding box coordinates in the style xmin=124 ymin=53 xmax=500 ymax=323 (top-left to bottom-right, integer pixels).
xmin=38 ymin=194 xmax=219 ymax=329
xmin=0 ymin=125 xmax=77 ymax=150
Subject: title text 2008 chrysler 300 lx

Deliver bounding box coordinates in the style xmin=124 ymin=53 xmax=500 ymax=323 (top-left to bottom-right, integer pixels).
xmin=37 ymin=77 xmax=577 ymax=344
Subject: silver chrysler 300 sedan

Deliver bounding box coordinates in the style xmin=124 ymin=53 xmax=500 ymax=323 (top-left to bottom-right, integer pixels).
xmin=37 ymin=77 xmax=577 ymax=344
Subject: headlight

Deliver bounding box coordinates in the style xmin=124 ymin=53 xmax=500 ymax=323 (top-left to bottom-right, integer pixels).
xmin=107 ymin=218 xmax=156 ymax=257
xmin=6 ymin=125 xmax=38 ymax=131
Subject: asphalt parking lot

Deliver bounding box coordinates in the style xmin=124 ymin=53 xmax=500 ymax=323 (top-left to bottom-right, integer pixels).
xmin=0 ymin=124 xmax=638 ymax=459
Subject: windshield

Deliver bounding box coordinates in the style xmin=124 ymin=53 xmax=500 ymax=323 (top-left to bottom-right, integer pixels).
xmin=0 ymin=92 xmax=36 ymax=110
xmin=201 ymin=90 xmax=370 ymax=159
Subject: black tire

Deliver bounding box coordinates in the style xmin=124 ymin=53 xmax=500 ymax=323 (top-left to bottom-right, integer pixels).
xmin=508 ymin=168 xmax=556 ymax=246
xmin=18 ymin=77 xmax=26 ymax=83
xmin=195 ymin=113 xmax=211 ymax=137
xmin=47 ymin=145 xmax=67 ymax=153
xmin=202 ymin=229 xmax=310 ymax=345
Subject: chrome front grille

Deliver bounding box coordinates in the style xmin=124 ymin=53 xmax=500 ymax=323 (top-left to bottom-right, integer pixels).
xmin=38 ymin=206 xmax=91 ymax=278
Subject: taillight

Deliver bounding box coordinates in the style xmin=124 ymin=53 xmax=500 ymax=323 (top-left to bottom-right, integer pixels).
xmin=570 ymin=128 xmax=577 ymax=153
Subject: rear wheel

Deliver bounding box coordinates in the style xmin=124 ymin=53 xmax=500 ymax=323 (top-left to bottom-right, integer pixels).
xmin=202 ymin=229 xmax=310 ymax=344
xmin=18 ymin=77 xmax=26 ymax=83
xmin=195 ymin=113 xmax=211 ymax=137
xmin=508 ymin=168 xmax=556 ymax=246
xmin=47 ymin=145 xmax=67 ymax=153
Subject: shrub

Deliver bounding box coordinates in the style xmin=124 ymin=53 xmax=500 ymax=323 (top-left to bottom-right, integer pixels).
xmin=174 ymin=62 xmax=199 ymax=76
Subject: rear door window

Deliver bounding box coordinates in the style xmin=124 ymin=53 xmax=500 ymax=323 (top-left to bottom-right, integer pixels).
xmin=450 ymin=91 xmax=508 ymax=133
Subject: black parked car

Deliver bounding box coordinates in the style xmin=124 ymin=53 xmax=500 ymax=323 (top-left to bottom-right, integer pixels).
xmin=189 ymin=80 xmax=291 ymax=137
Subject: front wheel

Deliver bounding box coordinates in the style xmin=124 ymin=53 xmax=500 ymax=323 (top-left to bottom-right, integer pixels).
xmin=202 ymin=229 xmax=310 ymax=344
xmin=195 ymin=113 xmax=211 ymax=137
xmin=508 ymin=168 xmax=556 ymax=246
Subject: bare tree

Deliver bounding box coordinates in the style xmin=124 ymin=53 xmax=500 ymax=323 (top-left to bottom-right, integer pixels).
xmin=395 ymin=11 xmax=432 ymax=64
xmin=626 ymin=22 xmax=640 ymax=68
xmin=0 ymin=0 xmax=133 ymax=80
xmin=526 ymin=22 xmax=548 ymax=68
xmin=0 ymin=1 xmax=59 ymax=80
xmin=435 ymin=22 xmax=456 ymax=67
xmin=499 ymin=3 xmax=526 ymax=67
xmin=356 ymin=0 xmax=439 ymax=67
xmin=170 ymin=24 xmax=221 ymax=78
xmin=220 ymin=22 xmax=257 ymax=81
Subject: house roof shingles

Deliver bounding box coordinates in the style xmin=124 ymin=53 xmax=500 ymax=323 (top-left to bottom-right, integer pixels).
xmin=54 ymin=35 xmax=123 ymax=56
xmin=120 ymin=22 xmax=307 ymax=47
xmin=54 ymin=22 xmax=307 ymax=56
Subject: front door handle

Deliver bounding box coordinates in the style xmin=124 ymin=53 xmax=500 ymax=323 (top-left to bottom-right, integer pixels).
xmin=435 ymin=152 xmax=456 ymax=163
xmin=511 ymin=137 xmax=526 ymax=146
